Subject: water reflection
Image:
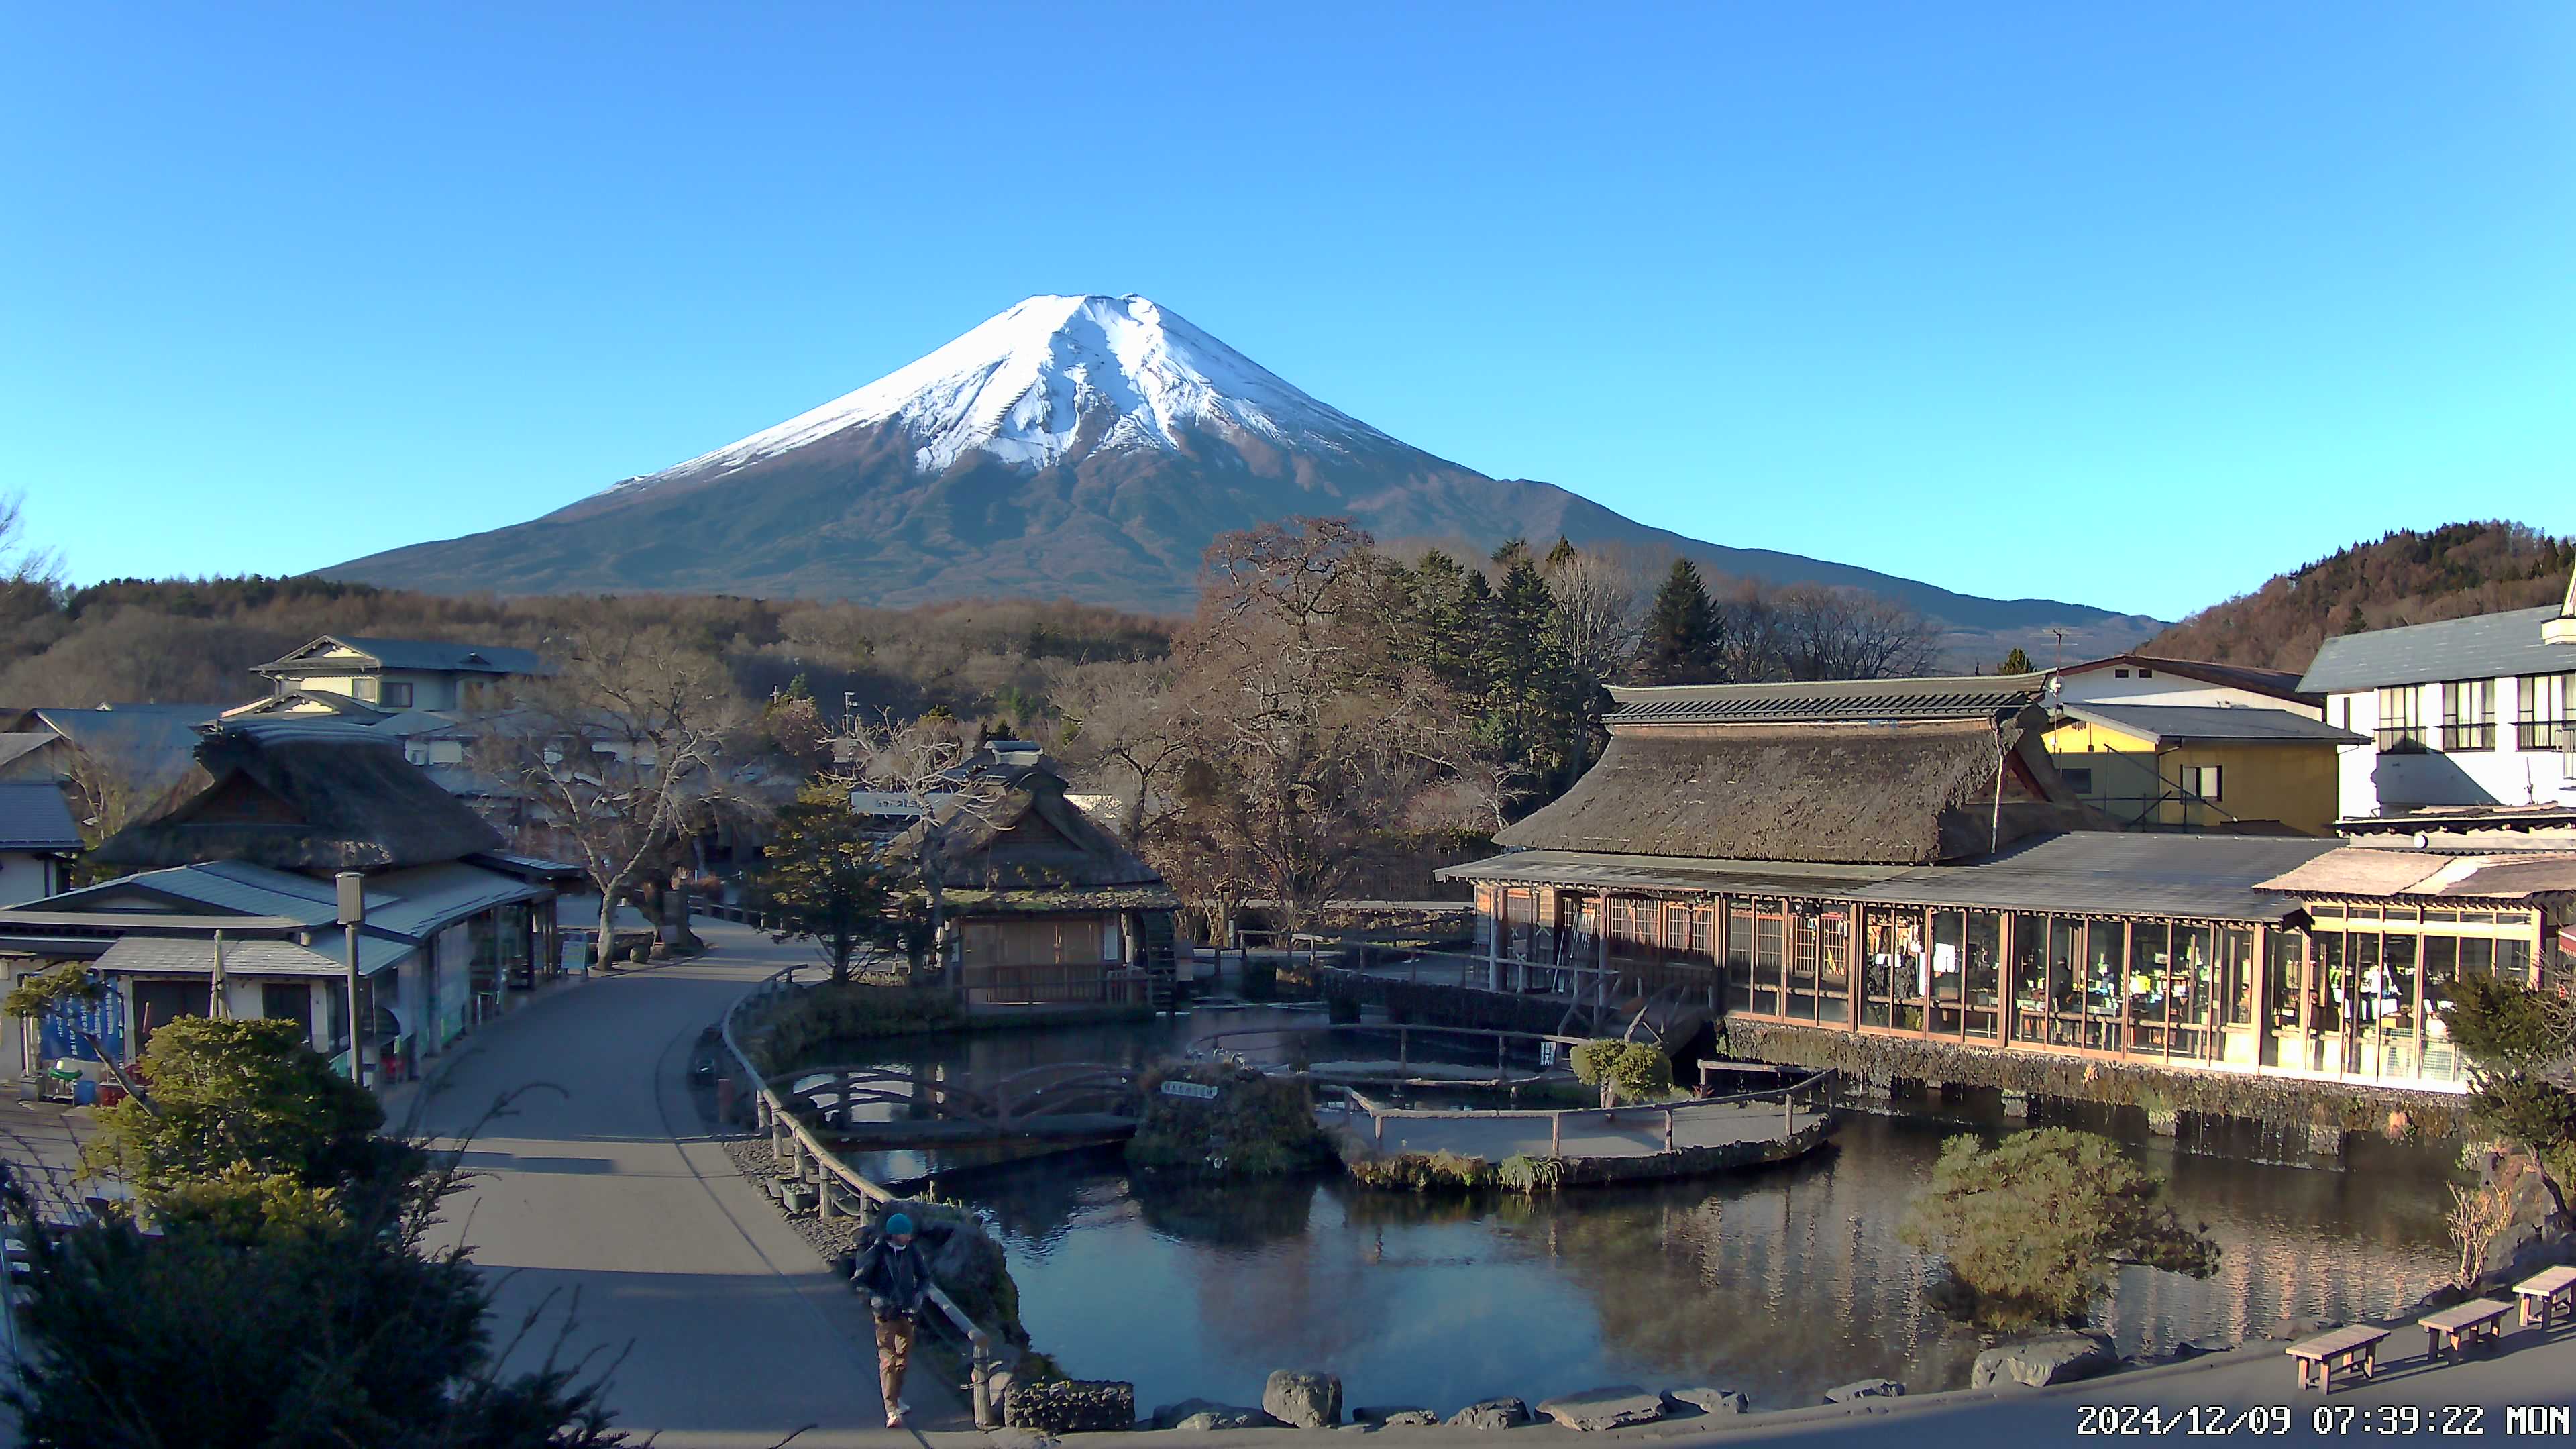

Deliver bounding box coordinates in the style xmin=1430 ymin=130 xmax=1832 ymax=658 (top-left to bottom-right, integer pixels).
xmin=806 ymin=1018 xmax=2455 ymax=1413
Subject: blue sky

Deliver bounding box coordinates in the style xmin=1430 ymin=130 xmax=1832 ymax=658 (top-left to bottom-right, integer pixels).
xmin=5 ymin=3 xmax=2571 ymax=621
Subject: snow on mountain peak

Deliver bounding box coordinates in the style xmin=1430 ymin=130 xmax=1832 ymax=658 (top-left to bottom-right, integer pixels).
xmin=615 ymin=294 xmax=1395 ymax=491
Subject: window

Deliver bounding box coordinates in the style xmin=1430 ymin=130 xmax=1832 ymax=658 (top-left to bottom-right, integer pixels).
xmin=2062 ymin=767 xmax=2095 ymax=794
xmin=2114 ymin=668 xmax=2131 ymax=678
xmin=2138 ymin=668 xmax=2155 ymax=678
xmin=2442 ymin=679 xmax=2496 ymax=751
xmin=380 ymin=680 xmax=414 ymax=708
xmin=2376 ymin=685 xmax=2428 ymax=750
xmin=352 ymin=676 xmax=379 ymax=702
xmin=2519 ymin=673 xmax=2572 ymax=750
xmin=2184 ymin=765 xmax=2222 ymax=800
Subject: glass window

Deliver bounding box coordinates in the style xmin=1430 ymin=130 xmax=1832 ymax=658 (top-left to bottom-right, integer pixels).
xmin=1966 ymin=911 xmax=2000 ymax=1002
xmin=2267 ymin=929 xmax=2304 ymax=1028
xmin=2220 ymin=927 xmax=2255 ymax=1026
xmin=1816 ymin=908 xmax=1852 ymax=1024
xmin=2378 ymin=934 xmax=2418 ymax=1038
xmin=2011 ymin=913 xmax=2047 ymax=1010
xmin=2459 ymin=935 xmax=2493 ymax=980
xmin=1931 ymin=911 xmax=1965 ymax=1002
xmin=2500 ymin=936 xmax=2533 ymax=985
xmin=1689 ymin=905 xmax=1715 ymax=957
xmin=1664 ymin=903 xmax=1690 ymax=953
xmin=2173 ymin=926 xmax=2213 ymax=1028
xmin=2518 ymin=672 xmax=2572 ymax=750
xmin=2129 ymin=921 xmax=2169 ymax=1023
xmin=2377 ymin=684 xmax=2428 ymax=749
xmin=2049 ymin=917 xmax=2088 ymax=1013
xmin=2443 ymin=679 xmax=2496 ymax=751
xmin=2310 ymin=904 xmax=2345 ymax=920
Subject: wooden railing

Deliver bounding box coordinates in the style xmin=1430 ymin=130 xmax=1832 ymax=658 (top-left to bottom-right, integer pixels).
xmin=722 ymin=968 xmax=1002 ymax=1427
xmin=1323 ymin=1067 xmax=1838 ymax=1156
xmin=955 ymin=959 xmax=1152 ymax=1008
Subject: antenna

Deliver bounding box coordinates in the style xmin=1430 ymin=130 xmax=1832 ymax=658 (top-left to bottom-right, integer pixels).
xmin=2049 ymin=628 xmax=2067 ymax=671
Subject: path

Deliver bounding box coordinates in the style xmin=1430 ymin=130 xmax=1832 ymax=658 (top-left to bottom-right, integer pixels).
xmin=414 ymin=920 xmax=976 ymax=1449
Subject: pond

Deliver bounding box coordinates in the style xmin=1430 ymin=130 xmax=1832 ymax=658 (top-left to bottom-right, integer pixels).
xmin=797 ymin=1012 xmax=2457 ymax=1414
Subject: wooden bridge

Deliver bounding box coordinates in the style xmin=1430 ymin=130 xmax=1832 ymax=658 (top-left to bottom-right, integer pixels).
xmin=775 ymin=1061 xmax=1148 ymax=1146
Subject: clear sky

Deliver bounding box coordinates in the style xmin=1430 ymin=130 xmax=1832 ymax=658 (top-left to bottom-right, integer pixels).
xmin=5 ymin=3 xmax=2571 ymax=620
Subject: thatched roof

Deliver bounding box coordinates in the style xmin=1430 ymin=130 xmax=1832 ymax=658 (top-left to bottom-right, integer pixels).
xmin=1495 ymin=714 xmax=2097 ymax=866
xmin=94 ymin=720 xmax=501 ymax=873
xmin=894 ymin=763 xmax=1165 ymax=896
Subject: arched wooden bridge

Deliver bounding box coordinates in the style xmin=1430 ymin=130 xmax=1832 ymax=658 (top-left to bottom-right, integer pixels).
xmin=774 ymin=1061 xmax=1147 ymax=1144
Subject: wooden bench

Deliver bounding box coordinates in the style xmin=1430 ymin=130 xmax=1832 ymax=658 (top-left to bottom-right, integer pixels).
xmin=2286 ymin=1325 xmax=2389 ymax=1392
xmin=2419 ymin=1299 xmax=2513 ymax=1361
xmin=2514 ymin=1266 xmax=2576 ymax=1330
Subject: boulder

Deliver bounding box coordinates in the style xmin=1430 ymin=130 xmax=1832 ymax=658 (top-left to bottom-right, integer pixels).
xmin=986 ymin=1368 xmax=1016 ymax=1421
xmin=1970 ymin=1332 xmax=2114 ymax=1389
xmin=1154 ymin=1399 xmax=1274 ymax=1431
xmin=1535 ymin=1386 xmax=1666 ymax=1431
xmin=1444 ymin=1399 xmax=1530 ymax=1430
xmin=1008 ymin=1380 xmax=1138 ymax=1436
xmin=2171 ymin=1334 xmax=2236 ymax=1362
xmin=1354 ymin=1407 xmax=1438 ymax=1428
xmin=1264 ymin=1369 xmax=1343 ymax=1429
xmin=2471 ymin=1148 xmax=2575 ymax=1283
xmin=1662 ymin=1387 xmax=1748 ymax=1416
xmin=1823 ymin=1379 xmax=1905 ymax=1405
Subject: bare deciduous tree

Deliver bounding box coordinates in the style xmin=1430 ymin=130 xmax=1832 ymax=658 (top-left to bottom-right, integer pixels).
xmin=825 ymin=712 xmax=1007 ymax=973
xmin=476 ymin=627 xmax=745 ymax=963
xmin=1542 ymin=545 xmax=1648 ymax=687
xmin=1044 ymin=659 xmax=1185 ymax=847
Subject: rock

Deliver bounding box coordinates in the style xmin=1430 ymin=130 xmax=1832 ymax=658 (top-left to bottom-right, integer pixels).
xmin=1008 ymin=1380 xmax=1138 ymax=1436
xmin=1154 ymin=1399 xmax=1273 ymax=1431
xmin=986 ymin=1368 xmax=1017 ymax=1421
xmin=1355 ymin=1407 xmax=1438 ymax=1428
xmin=1536 ymin=1386 xmax=1666 ymax=1431
xmin=1265 ymin=1369 xmax=1344 ymax=1429
xmin=986 ymin=1430 xmax=1059 ymax=1449
xmin=1823 ymin=1379 xmax=1905 ymax=1405
xmin=1444 ymin=1399 xmax=1530 ymax=1430
xmin=2471 ymin=1148 xmax=2575 ymax=1283
xmin=1662 ymin=1387 xmax=1748 ymax=1416
xmin=1970 ymin=1332 xmax=2114 ymax=1389
xmin=2171 ymin=1334 xmax=2235 ymax=1361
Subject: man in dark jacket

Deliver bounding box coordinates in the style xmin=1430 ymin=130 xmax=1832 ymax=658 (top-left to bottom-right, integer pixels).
xmin=851 ymin=1211 xmax=951 ymax=1426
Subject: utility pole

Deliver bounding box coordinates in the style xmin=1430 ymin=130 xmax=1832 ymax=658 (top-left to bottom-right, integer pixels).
xmin=209 ymin=930 xmax=229 ymax=1018
xmin=337 ymin=871 xmax=367 ymax=1087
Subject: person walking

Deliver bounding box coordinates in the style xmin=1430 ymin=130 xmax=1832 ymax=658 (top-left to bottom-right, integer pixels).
xmin=851 ymin=1210 xmax=948 ymax=1426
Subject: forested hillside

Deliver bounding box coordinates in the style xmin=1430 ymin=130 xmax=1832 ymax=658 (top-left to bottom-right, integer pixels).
xmin=2146 ymin=522 xmax=2574 ymax=673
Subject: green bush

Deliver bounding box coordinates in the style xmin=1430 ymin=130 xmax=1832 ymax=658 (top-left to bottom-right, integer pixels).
xmin=2443 ymin=975 xmax=2576 ymax=1191
xmin=1126 ymin=1064 xmax=1329 ymax=1177
xmin=745 ymin=982 xmax=964 ymax=1073
xmin=1900 ymin=1128 xmax=2218 ymax=1331
xmin=1346 ymin=1150 xmax=1494 ymax=1191
xmin=1568 ymin=1040 xmax=1672 ymax=1108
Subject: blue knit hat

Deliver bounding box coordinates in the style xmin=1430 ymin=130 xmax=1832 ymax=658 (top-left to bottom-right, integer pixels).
xmin=884 ymin=1212 xmax=914 ymax=1238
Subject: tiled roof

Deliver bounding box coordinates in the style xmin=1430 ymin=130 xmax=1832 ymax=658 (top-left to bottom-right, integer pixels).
xmin=1607 ymin=674 xmax=2047 ymax=726
xmin=94 ymin=934 xmax=406 ymax=977
xmin=2258 ymin=847 xmax=2576 ymax=900
xmin=0 ymin=782 xmax=80 ymax=851
xmin=2057 ymin=654 xmax=2316 ymax=704
xmin=2057 ymin=703 xmax=2367 ymax=746
xmin=2300 ymin=606 xmax=2576 ymax=694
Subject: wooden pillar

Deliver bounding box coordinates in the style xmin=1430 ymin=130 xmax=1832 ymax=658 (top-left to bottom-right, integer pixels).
xmin=2252 ymin=923 xmax=2271 ymax=1075
xmin=1484 ymin=886 xmax=1501 ymax=991
xmin=1597 ymin=890 xmax=1611 ymax=1013
xmin=1999 ymin=912 xmax=2017 ymax=1044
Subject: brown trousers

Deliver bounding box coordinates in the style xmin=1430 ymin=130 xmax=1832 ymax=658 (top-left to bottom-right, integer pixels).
xmin=875 ymin=1313 xmax=917 ymax=1407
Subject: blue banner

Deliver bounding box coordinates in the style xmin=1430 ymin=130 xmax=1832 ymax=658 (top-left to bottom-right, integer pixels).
xmin=40 ymin=981 xmax=124 ymax=1064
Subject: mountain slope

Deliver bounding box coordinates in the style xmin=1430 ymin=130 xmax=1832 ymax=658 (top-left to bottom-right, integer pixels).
xmin=329 ymin=294 xmax=2158 ymax=645
xmin=2146 ymin=522 xmax=2576 ymax=672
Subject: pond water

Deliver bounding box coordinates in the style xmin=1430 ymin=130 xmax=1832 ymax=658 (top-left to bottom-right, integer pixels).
xmin=799 ymin=1012 xmax=2457 ymax=1414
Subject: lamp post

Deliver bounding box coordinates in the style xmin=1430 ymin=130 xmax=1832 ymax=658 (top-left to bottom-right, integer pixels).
xmin=337 ymin=871 xmax=366 ymax=1088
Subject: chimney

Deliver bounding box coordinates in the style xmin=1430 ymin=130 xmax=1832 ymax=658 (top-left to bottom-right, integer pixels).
xmin=2548 ymin=567 xmax=2576 ymax=646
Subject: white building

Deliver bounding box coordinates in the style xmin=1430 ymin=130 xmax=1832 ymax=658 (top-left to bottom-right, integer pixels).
xmin=2051 ymin=652 xmax=2323 ymax=717
xmin=2300 ymin=577 xmax=2576 ymax=825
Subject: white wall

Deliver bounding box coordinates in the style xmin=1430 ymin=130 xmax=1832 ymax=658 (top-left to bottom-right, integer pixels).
xmin=2056 ymin=667 xmax=2323 ymax=717
xmin=2332 ymin=680 xmax=2575 ymax=819
xmin=0 ymin=851 xmax=56 ymax=907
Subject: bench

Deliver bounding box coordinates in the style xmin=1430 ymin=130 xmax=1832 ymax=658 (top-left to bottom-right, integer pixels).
xmin=2286 ymin=1325 xmax=2389 ymax=1392
xmin=2514 ymin=1266 xmax=2576 ymax=1330
xmin=2419 ymin=1299 xmax=2513 ymax=1361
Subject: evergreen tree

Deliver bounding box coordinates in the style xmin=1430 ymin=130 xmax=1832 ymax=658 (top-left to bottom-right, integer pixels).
xmin=752 ymin=781 xmax=910 ymax=983
xmin=1998 ymin=647 xmax=2035 ymax=674
xmin=1639 ymin=559 xmax=1719 ymax=684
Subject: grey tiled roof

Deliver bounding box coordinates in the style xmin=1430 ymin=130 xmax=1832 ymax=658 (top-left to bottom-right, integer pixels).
xmin=1437 ymin=850 xmax=1911 ymax=896
xmin=0 ymin=783 xmax=82 ymax=850
xmin=2300 ymin=606 xmax=2576 ymax=694
xmin=260 ymin=635 xmax=549 ymax=677
xmin=2058 ymin=703 xmax=2368 ymax=745
xmin=1607 ymin=673 xmax=2047 ymax=725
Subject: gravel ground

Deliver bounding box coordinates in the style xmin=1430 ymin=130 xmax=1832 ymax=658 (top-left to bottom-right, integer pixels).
xmin=720 ymin=1133 xmax=867 ymax=1269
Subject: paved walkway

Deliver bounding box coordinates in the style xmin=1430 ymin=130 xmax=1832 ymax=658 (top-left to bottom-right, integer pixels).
xmin=413 ymin=921 xmax=979 ymax=1448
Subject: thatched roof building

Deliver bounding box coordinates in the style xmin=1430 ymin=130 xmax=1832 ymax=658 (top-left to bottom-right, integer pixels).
xmin=94 ymin=719 xmax=502 ymax=873
xmin=896 ymin=759 xmax=1175 ymax=914
xmin=1498 ymin=674 xmax=2099 ymax=866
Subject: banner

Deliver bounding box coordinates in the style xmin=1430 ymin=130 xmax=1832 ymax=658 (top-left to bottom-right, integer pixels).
xmin=40 ymin=981 xmax=124 ymax=1063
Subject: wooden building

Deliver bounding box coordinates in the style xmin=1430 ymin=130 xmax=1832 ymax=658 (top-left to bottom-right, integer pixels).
xmin=1441 ymin=676 xmax=2575 ymax=1095
xmin=893 ymin=756 xmax=1179 ymax=1011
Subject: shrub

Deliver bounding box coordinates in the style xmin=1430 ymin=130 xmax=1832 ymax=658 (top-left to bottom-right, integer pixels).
xmin=1900 ymin=1128 xmax=2218 ymax=1331
xmin=1345 ymin=1150 xmax=1493 ymax=1191
xmin=1126 ymin=1064 xmax=1329 ymax=1177
xmin=743 ymin=981 xmax=963 ymax=1073
xmin=1569 ymin=1040 xmax=1672 ymax=1108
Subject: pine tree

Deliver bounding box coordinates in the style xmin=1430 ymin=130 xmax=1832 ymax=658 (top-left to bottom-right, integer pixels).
xmin=1998 ymin=647 xmax=2034 ymax=674
xmin=1639 ymin=559 xmax=1719 ymax=684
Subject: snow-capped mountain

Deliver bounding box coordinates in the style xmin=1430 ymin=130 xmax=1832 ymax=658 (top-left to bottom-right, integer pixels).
xmin=609 ymin=294 xmax=1395 ymax=488
xmin=327 ymin=294 xmax=2159 ymax=652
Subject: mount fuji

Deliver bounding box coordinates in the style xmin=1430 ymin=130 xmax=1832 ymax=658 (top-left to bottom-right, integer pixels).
xmin=327 ymin=294 xmax=2157 ymax=649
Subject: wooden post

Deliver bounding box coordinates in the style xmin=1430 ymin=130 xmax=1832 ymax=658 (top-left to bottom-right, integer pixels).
xmin=1662 ymin=1108 xmax=1674 ymax=1153
xmin=1597 ymin=890 xmax=1611 ymax=1013
xmin=1398 ymin=1027 xmax=1409 ymax=1068
xmin=1550 ymin=1112 xmax=1561 ymax=1155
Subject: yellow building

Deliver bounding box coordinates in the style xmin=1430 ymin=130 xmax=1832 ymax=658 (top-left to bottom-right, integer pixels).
xmin=2041 ymin=703 xmax=2363 ymax=836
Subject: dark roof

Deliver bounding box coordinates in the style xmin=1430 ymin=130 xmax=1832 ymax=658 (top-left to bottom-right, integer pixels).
xmin=256 ymin=635 xmax=551 ymax=678
xmin=2056 ymin=702 xmax=2367 ymax=746
xmin=1496 ymin=715 xmax=2099 ymax=865
xmin=1442 ymin=833 xmax=2350 ymax=924
xmin=0 ymin=733 xmax=60 ymax=771
xmin=32 ymin=705 xmax=231 ymax=786
xmin=0 ymin=783 xmax=80 ymax=851
xmin=92 ymin=719 xmax=502 ymax=872
xmin=1845 ymin=832 xmax=2344 ymax=922
xmin=2300 ymin=606 xmax=2576 ymax=694
xmin=894 ymin=763 xmax=1165 ymax=895
xmin=1439 ymin=850 xmax=1910 ymax=897
xmin=1607 ymin=673 xmax=2047 ymax=726
xmin=2057 ymin=653 xmax=2317 ymax=705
